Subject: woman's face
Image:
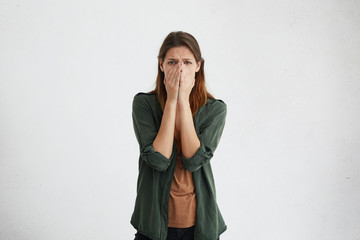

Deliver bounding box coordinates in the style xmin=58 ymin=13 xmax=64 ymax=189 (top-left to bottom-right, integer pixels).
xmin=159 ymin=46 xmax=201 ymax=78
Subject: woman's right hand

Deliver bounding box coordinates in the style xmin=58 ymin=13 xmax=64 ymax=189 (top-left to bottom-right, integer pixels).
xmin=164 ymin=62 xmax=181 ymax=104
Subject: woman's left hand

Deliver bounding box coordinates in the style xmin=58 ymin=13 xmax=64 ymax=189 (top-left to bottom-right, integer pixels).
xmin=178 ymin=63 xmax=195 ymax=104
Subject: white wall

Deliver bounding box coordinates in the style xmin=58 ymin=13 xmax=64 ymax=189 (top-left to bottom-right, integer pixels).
xmin=1 ymin=0 xmax=359 ymax=239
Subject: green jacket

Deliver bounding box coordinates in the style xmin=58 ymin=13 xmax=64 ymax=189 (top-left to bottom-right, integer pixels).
xmin=131 ymin=92 xmax=227 ymax=240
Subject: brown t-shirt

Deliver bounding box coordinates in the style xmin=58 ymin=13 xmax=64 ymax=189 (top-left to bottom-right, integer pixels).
xmin=168 ymin=132 xmax=197 ymax=228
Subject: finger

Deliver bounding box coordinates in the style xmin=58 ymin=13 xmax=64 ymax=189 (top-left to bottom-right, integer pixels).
xmin=167 ymin=67 xmax=178 ymax=89
xmin=173 ymin=65 xmax=180 ymax=83
xmin=175 ymin=64 xmax=181 ymax=82
xmin=167 ymin=66 xmax=177 ymax=85
xmin=186 ymin=68 xmax=194 ymax=81
xmin=175 ymin=67 xmax=181 ymax=86
xmin=181 ymin=66 xmax=189 ymax=82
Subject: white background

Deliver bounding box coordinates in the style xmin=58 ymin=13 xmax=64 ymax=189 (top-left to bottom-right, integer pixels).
xmin=1 ymin=0 xmax=359 ymax=239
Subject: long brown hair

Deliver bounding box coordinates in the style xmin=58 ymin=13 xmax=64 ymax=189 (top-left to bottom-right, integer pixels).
xmin=148 ymin=31 xmax=214 ymax=117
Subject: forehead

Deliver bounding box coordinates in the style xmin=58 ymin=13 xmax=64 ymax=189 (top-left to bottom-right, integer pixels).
xmin=165 ymin=46 xmax=195 ymax=59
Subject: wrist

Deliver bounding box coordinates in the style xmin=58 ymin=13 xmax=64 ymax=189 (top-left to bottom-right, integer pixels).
xmin=178 ymin=98 xmax=190 ymax=109
xmin=178 ymin=95 xmax=189 ymax=104
xmin=166 ymin=98 xmax=177 ymax=107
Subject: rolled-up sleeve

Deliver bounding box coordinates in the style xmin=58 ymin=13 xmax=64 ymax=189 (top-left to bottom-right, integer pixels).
xmin=181 ymin=100 xmax=227 ymax=172
xmin=132 ymin=93 xmax=173 ymax=171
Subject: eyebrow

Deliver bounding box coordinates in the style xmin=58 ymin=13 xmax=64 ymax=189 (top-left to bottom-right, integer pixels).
xmin=166 ymin=58 xmax=194 ymax=61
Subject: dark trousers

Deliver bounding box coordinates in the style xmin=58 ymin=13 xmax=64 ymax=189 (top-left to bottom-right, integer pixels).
xmin=134 ymin=226 xmax=220 ymax=240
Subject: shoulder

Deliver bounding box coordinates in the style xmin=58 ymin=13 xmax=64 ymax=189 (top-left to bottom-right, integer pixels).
xmin=204 ymin=97 xmax=227 ymax=113
xmin=194 ymin=97 xmax=227 ymax=122
xmin=133 ymin=91 xmax=156 ymax=100
xmin=132 ymin=91 xmax=157 ymax=106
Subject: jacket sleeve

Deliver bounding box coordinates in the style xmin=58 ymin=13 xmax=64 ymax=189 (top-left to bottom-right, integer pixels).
xmin=181 ymin=100 xmax=227 ymax=172
xmin=132 ymin=93 xmax=174 ymax=171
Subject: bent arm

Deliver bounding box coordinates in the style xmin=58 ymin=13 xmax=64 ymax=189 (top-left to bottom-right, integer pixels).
xmin=153 ymin=99 xmax=177 ymax=159
xmin=179 ymin=100 xmax=201 ymax=159
xmin=180 ymin=100 xmax=227 ymax=172
xmin=132 ymin=94 xmax=176 ymax=171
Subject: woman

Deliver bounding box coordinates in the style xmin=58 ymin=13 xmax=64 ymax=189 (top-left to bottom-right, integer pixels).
xmin=131 ymin=31 xmax=227 ymax=240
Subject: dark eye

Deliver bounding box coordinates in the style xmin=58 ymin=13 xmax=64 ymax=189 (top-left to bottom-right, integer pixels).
xmin=168 ymin=61 xmax=176 ymax=65
xmin=185 ymin=61 xmax=192 ymax=65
